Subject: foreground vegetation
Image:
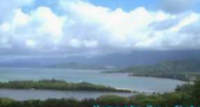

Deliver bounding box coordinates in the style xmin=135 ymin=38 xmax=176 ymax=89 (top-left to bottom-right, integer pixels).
xmin=107 ymin=60 xmax=200 ymax=81
xmin=0 ymin=79 xmax=200 ymax=107
xmin=0 ymin=80 xmax=131 ymax=92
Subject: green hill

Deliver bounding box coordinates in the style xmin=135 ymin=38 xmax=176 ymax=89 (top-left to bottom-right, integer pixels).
xmin=110 ymin=60 xmax=200 ymax=81
xmin=0 ymin=80 xmax=131 ymax=92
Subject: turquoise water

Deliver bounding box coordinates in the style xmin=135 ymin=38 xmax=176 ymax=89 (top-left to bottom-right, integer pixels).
xmin=0 ymin=68 xmax=184 ymax=93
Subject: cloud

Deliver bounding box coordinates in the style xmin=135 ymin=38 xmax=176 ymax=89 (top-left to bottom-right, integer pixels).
xmin=0 ymin=0 xmax=34 ymax=22
xmin=0 ymin=6 xmax=65 ymax=52
xmin=61 ymin=1 xmax=156 ymax=48
xmin=32 ymin=7 xmax=65 ymax=37
xmin=69 ymin=39 xmax=98 ymax=48
xmin=60 ymin=0 xmax=200 ymax=51
xmin=0 ymin=0 xmax=200 ymax=56
xmin=160 ymin=0 xmax=198 ymax=13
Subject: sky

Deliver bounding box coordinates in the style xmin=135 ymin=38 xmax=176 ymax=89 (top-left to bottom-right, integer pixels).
xmin=0 ymin=0 xmax=200 ymax=56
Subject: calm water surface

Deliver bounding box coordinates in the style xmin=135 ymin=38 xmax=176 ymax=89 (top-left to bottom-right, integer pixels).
xmin=0 ymin=68 xmax=184 ymax=93
xmin=0 ymin=89 xmax=133 ymax=101
xmin=0 ymin=68 xmax=185 ymax=100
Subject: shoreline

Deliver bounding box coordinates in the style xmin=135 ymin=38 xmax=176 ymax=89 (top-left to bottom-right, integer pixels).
xmin=0 ymin=80 xmax=132 ymax=93
xmin=104 ymin=71 xmax=190 ymax=82
xmin=0 ymin=88 xmax=135 ymax=101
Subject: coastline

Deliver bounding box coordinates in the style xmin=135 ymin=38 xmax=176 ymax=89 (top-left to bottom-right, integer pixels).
xmin=0 ymin=80 xmax=132 ymax=93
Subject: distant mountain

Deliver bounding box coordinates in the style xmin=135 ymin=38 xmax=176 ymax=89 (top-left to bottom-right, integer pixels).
xmin=113 ymin=59 xmax=200 ymax=81
xmin=47 ymin=62 xmax=105 ymax=69
xmin=91 ymin=50 xmax=200 ymax=67
xmin=121 ymin=59 xmax=200 ymax=73
xmin=0 ymin=58 xmax=104 ymax=69
xmin=0 ymin=50 xmax=200 ymax=68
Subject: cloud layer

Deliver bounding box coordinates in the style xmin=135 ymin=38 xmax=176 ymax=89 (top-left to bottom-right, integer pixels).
xmin=0 ymin=0 xmax=200 ymax=55
xmin=160 ymin=0 xmax=198 ymax=13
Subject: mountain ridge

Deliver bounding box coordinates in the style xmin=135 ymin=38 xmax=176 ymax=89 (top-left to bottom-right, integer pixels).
xmin=0 ymin=50 xmax=200 ymax=68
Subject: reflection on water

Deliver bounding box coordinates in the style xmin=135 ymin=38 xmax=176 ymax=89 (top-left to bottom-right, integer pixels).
xmin=0 ymin=68 xmax=185 ymax=93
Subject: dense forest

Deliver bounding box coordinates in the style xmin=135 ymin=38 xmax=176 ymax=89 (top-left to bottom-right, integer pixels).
xmin=107 ymin=60 xmax=200 ymax=81
xmin=0 ymin=80 xmax=130 ymax=92
xmin=0 ymin=79 xmax=200 ymax=107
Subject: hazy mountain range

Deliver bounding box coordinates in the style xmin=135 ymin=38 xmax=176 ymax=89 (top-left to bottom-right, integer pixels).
xmin=0 ymin=50 xmax=200 ymax=68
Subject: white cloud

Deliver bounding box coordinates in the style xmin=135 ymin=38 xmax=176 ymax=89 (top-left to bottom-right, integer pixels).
xmin=0 ymin=6 xmax=65 ymax=50
xmin=61 ymin=0 xmax=200 ymax=50
xmin=170 ymin=13 xmax=199 ymax=32
xmin=32 ymin=7 xmax=65 ymax=37
xmin=13 ymin=9 xmax=30 ymax=27
xmin=69 ymin=39 xmax=98 ymax=48
xmin=60 ymin=0 xmax=170 ymax=49
xmin=0 ymin=23 xmax=10 ymax=32
xmin=26 ymin=39 xmax=36 ymax=48
xmin=0 ymin=0 xmax=200 ymax=55
xmin=83 ymin=40 xmax=98 ymax=48
xmin=69 ymin=39 xmax=82 ymax=48
xmin=0 ymin=0 xmax=34 ymax=22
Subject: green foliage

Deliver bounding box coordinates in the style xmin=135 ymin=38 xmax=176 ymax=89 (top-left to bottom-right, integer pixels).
xmin=1 ymin=78 xmax=200 ymax=106
xmin=192 ymin=79 xmax=200 ymax=103
xmin=0 ymin=98 xmax=15 ymax=107
xmin=175 ymin=84 xmax=193 ymax=93
xmin=0 ymin=79 xmax=130 ymax=92
xmin=97 ymin=95 xmax=129 ymax=105
xmin=112 ymin=60 xmax=200 ymax=81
